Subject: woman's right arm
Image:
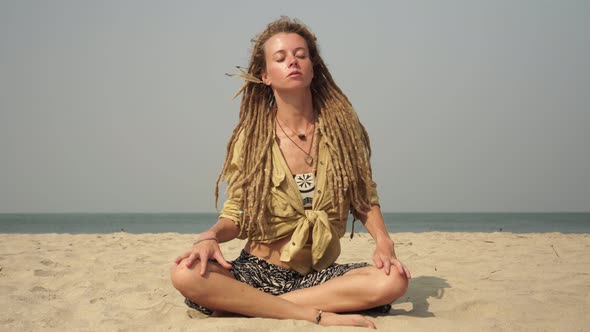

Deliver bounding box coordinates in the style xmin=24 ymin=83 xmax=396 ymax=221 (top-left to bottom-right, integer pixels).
xmin=175 ymin=130 xmax=245 ymax=274
xmin=174 ymin=217 xmax=240 ymax=276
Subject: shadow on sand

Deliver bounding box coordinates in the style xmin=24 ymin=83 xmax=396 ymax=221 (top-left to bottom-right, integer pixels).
xmin=366 ymin=275 xmax=450 ymax=318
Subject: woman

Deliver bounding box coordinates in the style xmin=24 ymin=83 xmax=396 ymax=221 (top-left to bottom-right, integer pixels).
xmin=171 ymin=17 xmax=410 ymax=329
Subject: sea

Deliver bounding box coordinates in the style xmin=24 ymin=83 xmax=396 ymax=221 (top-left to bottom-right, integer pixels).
xmin=0 ymin=212 xmax=589 ymax=234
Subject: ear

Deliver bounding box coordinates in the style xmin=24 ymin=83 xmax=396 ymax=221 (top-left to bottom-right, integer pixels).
xmin=261 ymin=71 xmax=271 ymax=86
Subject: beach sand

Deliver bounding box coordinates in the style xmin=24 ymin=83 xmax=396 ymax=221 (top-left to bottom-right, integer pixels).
xmin=0 ymin=232 xmax=588 ymax=331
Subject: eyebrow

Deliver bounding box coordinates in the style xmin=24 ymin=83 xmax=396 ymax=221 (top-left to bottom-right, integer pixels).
xmin=272 ymin=47 xmax=307 ymax=56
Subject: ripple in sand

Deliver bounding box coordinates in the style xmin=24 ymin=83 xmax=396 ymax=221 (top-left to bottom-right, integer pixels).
xmin=40 ymin=259 xmax=65 ymax=268
xmin=89 ymin=297 xmax=106 ymax=304
xmin=30 ymin=286 xmax=58 ymax=300
xmin=34 ymin=269 xmax=57 ymax=277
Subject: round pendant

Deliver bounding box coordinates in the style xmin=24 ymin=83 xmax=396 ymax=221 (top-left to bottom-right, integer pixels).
xmin=305 ymin=155 xmax=313 ymax=166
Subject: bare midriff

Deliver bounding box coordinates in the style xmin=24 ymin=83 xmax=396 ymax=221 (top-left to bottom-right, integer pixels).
xmin=244 ymin=231 xmax=313 ymax=271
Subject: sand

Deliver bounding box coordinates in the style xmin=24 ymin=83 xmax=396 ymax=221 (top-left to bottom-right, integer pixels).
xmin=0 ymin=232 xmax=588 ymax=331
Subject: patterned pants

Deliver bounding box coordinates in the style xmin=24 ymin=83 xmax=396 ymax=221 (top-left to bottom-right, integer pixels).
xmin=184 ymin=250 xmax=392 ymax=315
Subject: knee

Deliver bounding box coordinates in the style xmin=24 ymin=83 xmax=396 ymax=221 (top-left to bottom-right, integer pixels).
xmin=170 ymin=259 xmax=202 ymax=298
xmin=371 ymin=269 xmax=409 ymax=305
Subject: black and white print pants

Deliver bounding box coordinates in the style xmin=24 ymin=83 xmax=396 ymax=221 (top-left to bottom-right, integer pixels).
xmin=184 ymin=250 xmax=392 ymax=315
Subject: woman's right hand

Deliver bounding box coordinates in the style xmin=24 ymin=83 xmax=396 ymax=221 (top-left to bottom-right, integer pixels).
xmin=174 ymin=237 xmax=232 ymax=276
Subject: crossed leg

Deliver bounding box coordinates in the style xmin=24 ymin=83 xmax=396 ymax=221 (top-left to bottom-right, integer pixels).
xmin=171 ymin=258 xmax=408 ymax=328
xmin=279 ymin=265 xmax=408 ymax=312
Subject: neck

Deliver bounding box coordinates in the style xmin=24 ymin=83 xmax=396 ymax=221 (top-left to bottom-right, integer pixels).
xmin=274 ymin=88 xmax=314 ymax=129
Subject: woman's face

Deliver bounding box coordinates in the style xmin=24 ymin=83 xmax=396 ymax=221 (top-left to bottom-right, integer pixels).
xmin=261 ymin=32 xmax=314 ymax=92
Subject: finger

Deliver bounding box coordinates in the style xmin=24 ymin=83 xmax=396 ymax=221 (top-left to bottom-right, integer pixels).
xmin=395 ymin=261 xmax=405 ymax=276
xmin=185 ymin=252 xmax=197 ymax=268
xmin=174 ymin=250 xmax=190 ymax=264
xmin=176 ymin=252 xmax=190 ymax=265
xmin=213 ymin=251 xmax=232 ymax=269
xmin=404 ymin=265 xmax=412 ymax=279
xmin=391 ymin=258 xmax=405 ymax=276
xmin=199 ymin=253 xmax=209 ymax=276
xmin=394 ymin=261 xmax=410 ymax=279
xmin=382 ymin=257 xmax=391 ymax=275
xmin=373 ymin=255 xmax=384 ymax=269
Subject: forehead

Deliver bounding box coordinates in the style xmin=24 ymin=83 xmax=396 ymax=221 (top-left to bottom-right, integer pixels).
xmin=264 ymin=33 xmax=308 ymax=55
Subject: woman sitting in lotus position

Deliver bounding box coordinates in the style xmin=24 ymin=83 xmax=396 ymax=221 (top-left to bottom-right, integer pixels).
xmin=171 ymin=17 xmax=410 ymax=329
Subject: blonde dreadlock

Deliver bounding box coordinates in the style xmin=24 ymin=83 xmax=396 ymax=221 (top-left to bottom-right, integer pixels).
xmin=215 ymin=17 xmax=376 ymax=238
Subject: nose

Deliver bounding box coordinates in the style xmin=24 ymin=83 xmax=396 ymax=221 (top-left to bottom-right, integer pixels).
xmin=288 ymin=56 xmax=299 ymax=68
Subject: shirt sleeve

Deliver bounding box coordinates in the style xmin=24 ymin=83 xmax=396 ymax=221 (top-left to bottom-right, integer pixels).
xmin=368 ymin=178 xmax=380 ymax=206
xmin=350 ymin=176 xmax=381 ymax=221
xmin=218 ymin=166 xmax=242 ymax=224
xmin=349 ymin=117 xmax=381 ymax=218
xmin=218 ymin=131 xmax=244 ymax=225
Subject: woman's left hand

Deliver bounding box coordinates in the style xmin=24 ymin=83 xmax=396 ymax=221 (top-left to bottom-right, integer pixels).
xmin=373 ymin=238 xmax=411 ymax=279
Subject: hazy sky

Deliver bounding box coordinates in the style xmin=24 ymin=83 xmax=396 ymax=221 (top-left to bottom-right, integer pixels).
xmin=1 ymin=1 xmax=589 ymax=213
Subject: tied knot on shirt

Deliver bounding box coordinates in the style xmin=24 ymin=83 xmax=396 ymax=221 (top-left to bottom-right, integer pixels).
xmin=304 ymin=209 xmax=327 ymax=225
xmin=280 ymin=209 xmax=333 ymax=272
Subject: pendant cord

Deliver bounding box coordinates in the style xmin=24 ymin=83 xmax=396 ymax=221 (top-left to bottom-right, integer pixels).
xmin=276 ymin=118 xmax=315 ymax=165
xmin=276 ymin=117 xmax=313 ymax=140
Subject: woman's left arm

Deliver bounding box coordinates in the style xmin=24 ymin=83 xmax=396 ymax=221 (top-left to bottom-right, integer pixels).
xmin=360 ymin=204 xmax=411 ymax=278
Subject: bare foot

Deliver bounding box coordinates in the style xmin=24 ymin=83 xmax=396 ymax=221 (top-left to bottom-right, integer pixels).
xmin=319 ymin=312 xmax=376 ymax=329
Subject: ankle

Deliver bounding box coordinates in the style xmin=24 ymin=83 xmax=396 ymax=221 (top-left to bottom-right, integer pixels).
xmin=315 ymin=309 xmax=323 ymax=325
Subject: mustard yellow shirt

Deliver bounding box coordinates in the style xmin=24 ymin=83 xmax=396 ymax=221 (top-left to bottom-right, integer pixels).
xmin=220 ymin=118 xmax=380 ymax=275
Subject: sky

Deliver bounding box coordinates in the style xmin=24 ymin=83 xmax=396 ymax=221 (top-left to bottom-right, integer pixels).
xmin=1 ymin=1 xmax=589 ymax=213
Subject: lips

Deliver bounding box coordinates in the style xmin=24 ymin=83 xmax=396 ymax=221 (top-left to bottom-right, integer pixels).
xmin=288 ymin=71 xmax=302 ymax=77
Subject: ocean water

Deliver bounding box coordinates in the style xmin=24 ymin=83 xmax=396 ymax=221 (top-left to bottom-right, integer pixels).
xmin=0 ymin=212 xmax=589 ymax=234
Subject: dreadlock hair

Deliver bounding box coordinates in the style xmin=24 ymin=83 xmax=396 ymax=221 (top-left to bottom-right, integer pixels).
xmin=215 ymin=17 xmax=375 ymax=238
